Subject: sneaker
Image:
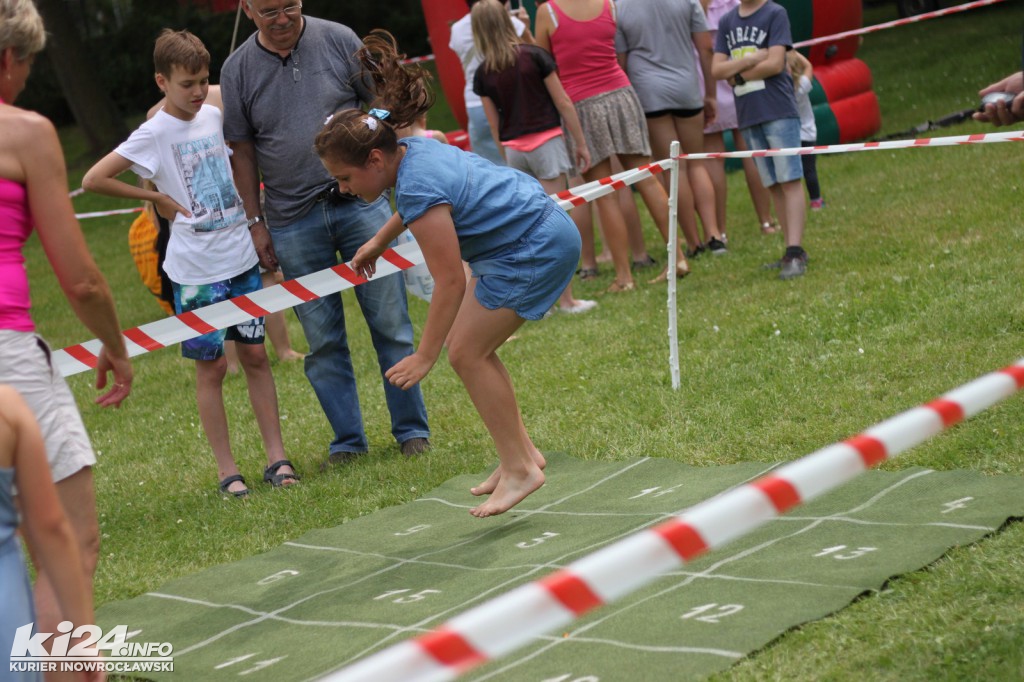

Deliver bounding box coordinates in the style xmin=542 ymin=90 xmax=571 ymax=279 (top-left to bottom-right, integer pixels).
xmin=560 ymin=299 xmax=597 ymax=314
xmin=400 ymin=437 xmax=431 ymax=458
xmin=810 ymin=198 xmax=825 ymax=211
xmin=778 ymin=254 xmax=807 ymax=280
xmin=707 ymin=237 xmax=728 ymax=255
xmin=685 ymin=244 xmax=706 ymax=259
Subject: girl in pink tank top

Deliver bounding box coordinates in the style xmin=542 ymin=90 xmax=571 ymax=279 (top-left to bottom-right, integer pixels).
xmin=545 ymin=0 xmax=631 ymax=103
xmin=0 ymin=175 xmax=34 ymax=332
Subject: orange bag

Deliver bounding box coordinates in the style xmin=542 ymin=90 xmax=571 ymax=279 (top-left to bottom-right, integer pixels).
xmin=128 ymin=207 xmax=174 ymax=315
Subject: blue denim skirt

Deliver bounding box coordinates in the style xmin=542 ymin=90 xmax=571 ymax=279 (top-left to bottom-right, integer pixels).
xmin=469 ymin=206 xmax=581 ymax=321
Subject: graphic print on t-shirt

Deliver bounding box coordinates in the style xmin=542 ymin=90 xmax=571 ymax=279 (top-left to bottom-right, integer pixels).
xmin=172 ymin=134 xmax=243 ymax=233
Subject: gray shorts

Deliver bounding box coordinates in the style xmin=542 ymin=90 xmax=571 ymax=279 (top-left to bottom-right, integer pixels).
xmin=506 ymin=135 xmax=573 ymax=181
xmin=0 ymin=330 xmax=96 ymax=483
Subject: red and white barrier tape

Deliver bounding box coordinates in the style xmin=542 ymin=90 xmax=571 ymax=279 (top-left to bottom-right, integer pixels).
xmin=794 ymin=0 xmax=1008 ymax=48
xmin=674 ymin=128 xmax=1024 ymax=162
xmin=55 ymin=129 xmax=1022 ymax=375
xmin=400 ymin=53 xmax=436 ymax=65
xmin=52 ymin=243 xmax=423 ymax=378
xmin=322 ymin=359 xmax=1024 ymax=682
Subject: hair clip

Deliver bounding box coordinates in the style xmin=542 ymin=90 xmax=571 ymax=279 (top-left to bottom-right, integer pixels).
xmin=368 ymin=108 xmax=391 ymax=121
xmin=323 ymin=113 xmax=334 ymax=125
xmin=363 ymin=117 xmax=378 ymax=131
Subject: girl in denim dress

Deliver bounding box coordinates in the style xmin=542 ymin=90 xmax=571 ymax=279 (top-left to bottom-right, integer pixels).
xmin=314 ymin=31 xmax=581 ymax=518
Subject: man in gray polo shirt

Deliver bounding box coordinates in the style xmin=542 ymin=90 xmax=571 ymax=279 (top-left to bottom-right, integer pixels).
xmin=221 ymin=0 xmax=431 ymax=462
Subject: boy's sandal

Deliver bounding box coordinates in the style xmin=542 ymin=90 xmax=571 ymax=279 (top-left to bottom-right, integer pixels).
xmin=604 ymin=280 xmax=636 ymax=294
xmin=264 ymin=459 xmax=301 ymax=488
xmin=760 ymin=221 xmax=780 ymax=235
xmin=577 ymin=267 xmax=599 ymax=281
xmin=218 ymin=474 xmax=250 ymax=498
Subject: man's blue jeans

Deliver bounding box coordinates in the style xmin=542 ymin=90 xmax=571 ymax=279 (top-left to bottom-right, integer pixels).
xmin=269 ymin=195 xmax=430 ymax=455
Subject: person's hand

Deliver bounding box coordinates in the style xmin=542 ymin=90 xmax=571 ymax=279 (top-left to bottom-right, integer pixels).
xmin=974 ymin=72 xmax=1024 ymax=126
xmin=704 ymin=97 xmax=718 ymax=128
xmin=94 ymin=346 xmax=132 ymax=408
xmin=152 ymin=193 xmax=190 ymax=222
xmin=351 ymin=238 xmax=386 ymax=279
xmin=384 ymin=352 xmax=435 ymax=390
xmin=248 ymin=223 xmax=278 ymax=270
xmin=575 ymin=144 xmax=592 ymax=175
xmin=511 ymin=6 xmax=529 ymax=22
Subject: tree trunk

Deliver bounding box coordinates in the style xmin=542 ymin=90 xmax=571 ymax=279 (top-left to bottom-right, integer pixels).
xmin=34 ymin=0 xmax=126 ymax=156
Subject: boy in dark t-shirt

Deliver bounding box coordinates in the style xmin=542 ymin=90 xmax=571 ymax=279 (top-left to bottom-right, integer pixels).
xmin=712 ymin=0 xmax=808 ymax=280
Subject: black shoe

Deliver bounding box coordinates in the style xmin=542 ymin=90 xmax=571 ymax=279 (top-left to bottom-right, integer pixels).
xmin=685 ymin=244 xmax=706 ymax=259
xmin=779 ymin=254 xmax=808 ymax=280
xmin=631 ymin=255 xmax=657 ymax=269
xmin=319 ymin=451 xmax=364 ymax=472
xmin=707 ymin=237 xmax=728 ymax=255
xmin=400 ymin=437 xmax=431 ymax=458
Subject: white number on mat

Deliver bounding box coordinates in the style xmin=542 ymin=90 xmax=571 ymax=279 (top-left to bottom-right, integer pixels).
xmin=629 ymin=485 xmax=682 ymax=499
xmin=941 ymin=497 xmax=974 ymax=514
xmin=517 ymin=532 xmax=560 ymax=549
xmin=257 ymin=569 xmax=299 ymax=585
xmin=814 ymin=545 xmax=878 ymax=560
xmin=680 ymin=603 xmax=744 ymax=624
xmin=542 ymin=675 xmax=600 ymax=682
xmin=374 ymin=589 xmax=442 ymax=604
xmin=394 ymin=524 xmax=432 ymax=536
xmin=214 ymin=654 xmax=286 ymax=675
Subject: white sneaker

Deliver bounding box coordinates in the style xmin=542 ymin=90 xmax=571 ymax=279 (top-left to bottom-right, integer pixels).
xmin=560 ymin=299 xmax=597 ymax=314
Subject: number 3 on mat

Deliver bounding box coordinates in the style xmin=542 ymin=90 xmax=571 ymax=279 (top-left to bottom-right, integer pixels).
xmin=517 ymin=532 xmax=560 ymax=549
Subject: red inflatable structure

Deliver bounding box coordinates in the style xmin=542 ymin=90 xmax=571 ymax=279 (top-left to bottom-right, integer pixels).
xmin=422 ymin=0 xmax=881 ymax=148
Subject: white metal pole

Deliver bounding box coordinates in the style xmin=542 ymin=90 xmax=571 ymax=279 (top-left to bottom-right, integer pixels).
xmin=668 ymin=140 xmax=681 ymax=391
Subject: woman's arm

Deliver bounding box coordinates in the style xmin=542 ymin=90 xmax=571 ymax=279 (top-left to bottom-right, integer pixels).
xmin=383 ymin=205 xmax=465 ymax=390
xmin=4 ymin=388 xmax=97 ymax=660
xmin=533 ymin=3 xmax=555 ymax=52
xmin=543 ymin=72 xmax=591 ymax=173
xmin=694 ymin=31 xmax=717 ymax=125
xmin=22 ymin=116 xmax=132 ymax=407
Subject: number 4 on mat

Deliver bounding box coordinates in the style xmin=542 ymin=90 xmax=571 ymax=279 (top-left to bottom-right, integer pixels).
xmin=374 ymin=589 xmax=441 ymax=603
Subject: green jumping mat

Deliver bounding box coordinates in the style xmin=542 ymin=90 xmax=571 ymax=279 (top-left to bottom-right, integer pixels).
xmin=96 ymin=453 xmax=1024 ymax=681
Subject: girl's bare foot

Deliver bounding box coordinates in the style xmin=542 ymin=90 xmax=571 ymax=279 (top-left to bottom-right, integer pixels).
xmin=471 ymin=465 xmax=501 ymax=496
xmin=471 ymin=450 xmax=546 ymax=496
xmin=470 ymin=468 xmax=545 ymax=518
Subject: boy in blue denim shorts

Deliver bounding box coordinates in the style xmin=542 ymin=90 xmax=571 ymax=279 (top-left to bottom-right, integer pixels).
xmin=83 ymin=29 xmax=298 ymax=495
xmin=712 ymin=0 xmax=808 ymax=279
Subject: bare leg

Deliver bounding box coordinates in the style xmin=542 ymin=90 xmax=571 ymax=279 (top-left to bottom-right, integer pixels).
xmin=584 ymin=159 xmax=634 ymax=289
xmin=32 ymin=468 xmax=99 ymax=682
xmin=734 ymin=129 xmax=776 ymax=231
xmin=704 ymin=132 xmax=729 ymax=236
xmin=445 ymin=283 xmax=543 ymax=517
xmin=568 ymin=175 xmax=599 ymax=271
xmin=235 ymin=342 xmax=297 ymax=484
xmin=674 ymin=113 xmax=724 ymax=243
xmin=646 ymin=115 xmax=702 ymax=251
xmin=773 ymin=179 xmax=806 ymax=248
xmin=195 ymin=357 xmax=245 ymax=493
xmin=611 ymin=155 xmax=652 ymax=262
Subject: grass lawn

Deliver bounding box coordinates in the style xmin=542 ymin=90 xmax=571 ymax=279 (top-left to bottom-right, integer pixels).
xmin=25 ymin=1 xmax=1024 ymax=679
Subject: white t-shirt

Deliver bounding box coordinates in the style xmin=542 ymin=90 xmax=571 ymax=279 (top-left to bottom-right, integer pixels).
xmin=116 ymin=106 xmax=258 ymax=285
xmin=449 ymin=12 xmax=526 ymax=110
xmin=796 ymin=74 xmax=817 ymax=142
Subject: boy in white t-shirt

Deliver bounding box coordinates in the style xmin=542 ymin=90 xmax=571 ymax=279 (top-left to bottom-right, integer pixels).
xmin=83 ymin=29 xmax=298 ymax=496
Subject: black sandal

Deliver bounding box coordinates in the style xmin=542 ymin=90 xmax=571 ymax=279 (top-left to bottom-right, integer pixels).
xmin=264 ymin=459 xmax=301 ymax=488
xmin=218 ymin=474 xmax=250 ymax=498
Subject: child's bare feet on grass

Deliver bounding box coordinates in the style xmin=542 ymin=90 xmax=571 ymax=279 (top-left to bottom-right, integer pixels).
xmin=470 ymin=450 xmax=546 ymax=496
xmin=469 ymin=468 xmax=545 ymax=518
